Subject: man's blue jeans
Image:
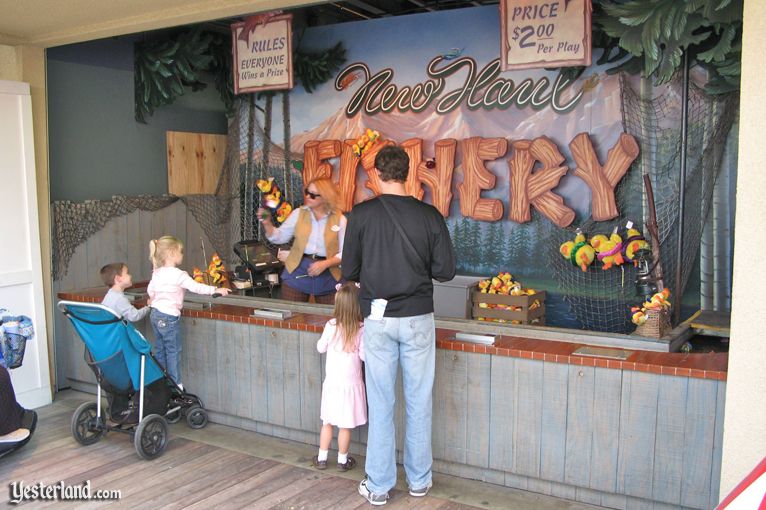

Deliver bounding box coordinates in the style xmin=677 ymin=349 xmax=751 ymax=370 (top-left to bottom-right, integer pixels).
xmin=149 ymin=309 xmax=182 ymax=385
xmin=363 ymin=313 xmax=435 ymax=495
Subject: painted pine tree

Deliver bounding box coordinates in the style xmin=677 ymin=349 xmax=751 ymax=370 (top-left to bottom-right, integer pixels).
xmin=505 ymin=226 xmax=521 ymax=272
xmin=467 ymin=220 xmax=483 ymax=273
xmin=481 ymin=222 xmax=504 ymax=273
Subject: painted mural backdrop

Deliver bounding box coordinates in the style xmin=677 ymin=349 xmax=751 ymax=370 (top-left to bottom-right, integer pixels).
xmin=258 ymin=6 xmax=648 ymax=328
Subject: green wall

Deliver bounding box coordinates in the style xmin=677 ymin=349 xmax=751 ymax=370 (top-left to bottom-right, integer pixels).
xmin=47 ymin=39 xmax=228 ymax=202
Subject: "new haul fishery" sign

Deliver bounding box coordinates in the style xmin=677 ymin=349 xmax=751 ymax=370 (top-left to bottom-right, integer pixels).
xmin=500 ymin=0 xmax=592 ymax=71
xmin=232 ymin=12 xmax=293 ymax=94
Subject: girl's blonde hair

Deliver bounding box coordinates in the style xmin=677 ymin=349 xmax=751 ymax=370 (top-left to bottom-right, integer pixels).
xmin=149 ymin=236 xmax=184 ymax=269
xmin=309 ymin=177 xmax=341 ymax=213
xmin=333 ymin=282 xmax=362 ymax=352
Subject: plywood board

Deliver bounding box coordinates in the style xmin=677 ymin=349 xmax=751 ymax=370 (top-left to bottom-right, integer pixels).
xmin=167 ymin=131 xmax=227 ymax=195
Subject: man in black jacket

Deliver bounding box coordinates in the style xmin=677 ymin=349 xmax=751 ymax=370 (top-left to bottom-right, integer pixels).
xmin=343 ymin=145 xmax=456 ymax=505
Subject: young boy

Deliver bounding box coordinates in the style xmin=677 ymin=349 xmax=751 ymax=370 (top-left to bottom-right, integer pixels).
xmin=100 ymin=263 xmax=150 ymax=322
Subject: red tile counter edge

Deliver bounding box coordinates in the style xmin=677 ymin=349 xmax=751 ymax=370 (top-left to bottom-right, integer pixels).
xmin=57 ymin=289 xmax=727 ymax=381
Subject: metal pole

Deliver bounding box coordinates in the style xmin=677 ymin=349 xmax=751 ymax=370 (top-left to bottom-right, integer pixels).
xmin=246 ymin=94 xmax=256 ymax=240
xmin=673 ymin=52 xmax=690 ymax=324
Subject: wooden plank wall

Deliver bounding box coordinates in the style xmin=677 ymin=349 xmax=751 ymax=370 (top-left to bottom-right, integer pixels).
xmin=60 ymin=316 xmax=726 ymax=510
xmin=204 ymin=327 xmax=727 ymax=510
xmin=167 ymin=131 xmax=227 ymax=196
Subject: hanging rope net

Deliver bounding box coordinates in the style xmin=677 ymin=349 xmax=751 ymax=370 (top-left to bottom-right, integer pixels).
xmin=227 ymin=94 xmax=305 ymax=249
xmin=545 ymin=73 xmax=738 ymax=333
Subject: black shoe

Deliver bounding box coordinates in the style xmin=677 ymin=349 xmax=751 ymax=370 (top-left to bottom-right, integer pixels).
xmin=15 ymin=410 xmax=37 ymax=449
xmin=337 ymin=456 xmax=356 ymax=472
xmin=21 ymin=409 xmax=37 ymax=433
xmin=311 ymin=455 xmax=327 ymax=470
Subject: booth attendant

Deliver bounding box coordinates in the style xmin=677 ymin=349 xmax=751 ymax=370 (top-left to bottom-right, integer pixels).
xmin=258 ymin=178 xmax=345 ymax=304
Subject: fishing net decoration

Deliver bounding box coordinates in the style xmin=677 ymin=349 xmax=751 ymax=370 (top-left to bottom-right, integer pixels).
xmin=52 ymin=195 xmax=176 ymax=281
xmin=545 ymin=73 xmax=738 ymax=333
xmin=217 ymin=94 xmax=295 ymax=251
xmin=52 ymin=93 xmax=305 ymax=281
xmin=232 ymin=94 xmax=305 ymax=250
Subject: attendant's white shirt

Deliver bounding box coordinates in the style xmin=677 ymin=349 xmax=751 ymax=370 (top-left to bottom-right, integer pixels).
xmin=265 ymin=206 xmax=346 ymax=258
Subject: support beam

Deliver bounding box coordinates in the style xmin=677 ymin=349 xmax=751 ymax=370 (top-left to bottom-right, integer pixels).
xmin=344 ymin=0 xmax=391 ymax=16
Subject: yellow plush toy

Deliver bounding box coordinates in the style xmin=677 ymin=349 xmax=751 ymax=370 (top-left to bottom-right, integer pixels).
xmin=631 ymin=288 xmax=671 ymax=326
xmin=207 ymin=253 xmax=229 ymax=287
xmin=276 ymin=201 xmax=293 ymax=223
xmin=622 ymin=221 xmax=650 ymax=265
xmin=560 ymin=231 xmax=596 ymax=272
xmin=192 ymin=267 xmax=206 ymax=284
xmin=257 ymin=176 xmax=292 ymax=225
xmin=590 ymin=229 xmax=625 ymax=270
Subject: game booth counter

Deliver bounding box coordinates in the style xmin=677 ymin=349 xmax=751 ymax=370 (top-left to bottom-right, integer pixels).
xmin=50 ymin=2 xmax=739 ymax=509
xmin=56 ymin=277 xmax=728 ymax=510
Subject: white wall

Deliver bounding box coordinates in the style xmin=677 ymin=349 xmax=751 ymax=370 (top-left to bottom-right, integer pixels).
xmin=720 ymin=0 xmax=766 ymax=499
xmin=0 ymin=80 xmax=51 ymax=408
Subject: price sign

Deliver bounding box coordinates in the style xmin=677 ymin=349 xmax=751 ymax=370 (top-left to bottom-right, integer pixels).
xmin=500 ymin=0 xmax=592 ymax=71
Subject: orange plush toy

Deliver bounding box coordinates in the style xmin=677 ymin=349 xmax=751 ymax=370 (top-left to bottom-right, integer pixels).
xmin=207 ymin=253 xmax=229 ymax=288
xmin=256 ymin=177 xmax=293 ymax=225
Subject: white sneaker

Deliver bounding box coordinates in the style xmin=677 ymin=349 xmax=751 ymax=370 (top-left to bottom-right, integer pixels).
xmin=358 ymin=479 xmax=389 ymax=506
xmin=408 ymin=481 xmax=432 ymax=497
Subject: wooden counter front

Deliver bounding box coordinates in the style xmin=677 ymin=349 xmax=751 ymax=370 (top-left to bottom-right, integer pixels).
xmin=56 ymin=287 xmax=726 ymax=509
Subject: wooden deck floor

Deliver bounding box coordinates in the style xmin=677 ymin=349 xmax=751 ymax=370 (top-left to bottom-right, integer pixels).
xmin=1 ymin=401 xmax=478 ymax=509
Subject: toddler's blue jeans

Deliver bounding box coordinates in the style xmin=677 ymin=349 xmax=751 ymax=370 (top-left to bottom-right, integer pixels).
xmin=149 ymin=309 xmax=182 ymax=386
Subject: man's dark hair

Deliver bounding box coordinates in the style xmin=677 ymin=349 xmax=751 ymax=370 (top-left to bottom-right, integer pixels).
xmin=100 ymin=263 xmax=125 ymax=287
xmin=374 ymin=145 xmax=409 ymax=182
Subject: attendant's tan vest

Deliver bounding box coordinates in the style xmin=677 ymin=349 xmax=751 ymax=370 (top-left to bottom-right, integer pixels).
xmin=284 ymin=208 xmax=342 ymax=281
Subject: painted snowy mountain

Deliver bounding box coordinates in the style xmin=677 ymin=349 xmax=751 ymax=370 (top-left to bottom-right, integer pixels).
xmin=290 ymin=71 xmax=625 ymax=160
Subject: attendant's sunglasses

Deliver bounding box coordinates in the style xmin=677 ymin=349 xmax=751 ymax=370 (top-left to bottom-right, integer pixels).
xmin=304 ymin=188 xmax=321 ymax=199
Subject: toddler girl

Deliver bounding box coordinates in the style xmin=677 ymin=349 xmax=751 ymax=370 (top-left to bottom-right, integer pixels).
xmin=147 ymin=236 xmax=229 ymax=388
xmin=313 ymin=282 xmax=366 ymax=472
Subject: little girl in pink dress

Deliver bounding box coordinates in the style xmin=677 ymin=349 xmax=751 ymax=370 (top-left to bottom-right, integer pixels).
xmin=313 ymin=282 xmax=367 ymax=472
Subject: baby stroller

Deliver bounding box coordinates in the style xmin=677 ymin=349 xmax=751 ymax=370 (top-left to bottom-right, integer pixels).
xmin=58 ymin=301 xmax=209 ymax=460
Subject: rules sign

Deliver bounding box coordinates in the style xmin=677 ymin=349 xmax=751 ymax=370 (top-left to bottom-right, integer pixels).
xmin=500 ymin=0 xmax=592 ymax=71
xmin=232 ymin=13 xmax=293 ymax=94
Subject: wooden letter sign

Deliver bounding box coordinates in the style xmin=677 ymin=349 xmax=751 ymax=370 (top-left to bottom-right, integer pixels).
xmin=500 ymin=0 xmax=592 ymax=71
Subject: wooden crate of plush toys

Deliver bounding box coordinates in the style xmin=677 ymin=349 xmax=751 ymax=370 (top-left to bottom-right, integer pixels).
xmin=471 ymin=272 xmax=545 ymax=325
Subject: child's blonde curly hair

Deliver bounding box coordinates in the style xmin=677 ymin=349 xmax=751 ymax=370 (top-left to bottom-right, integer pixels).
xmin=149 ymin=236 xmax=184 ymax=269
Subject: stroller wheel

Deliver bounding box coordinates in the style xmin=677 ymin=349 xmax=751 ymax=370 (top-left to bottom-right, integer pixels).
xmin=165 ymin=408 xmax=182 ymax=424
xmin=71 ymin=402 xmax=107 ymax=445
xmin=185 ymin=405 xmax=209 ymax=429
xmin=134 ymin=414 xmax=168 ymax=460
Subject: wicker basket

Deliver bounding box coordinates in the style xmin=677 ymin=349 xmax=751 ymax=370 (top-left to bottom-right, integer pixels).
xmin=634 ymin=309 xmax=671 ymax=338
